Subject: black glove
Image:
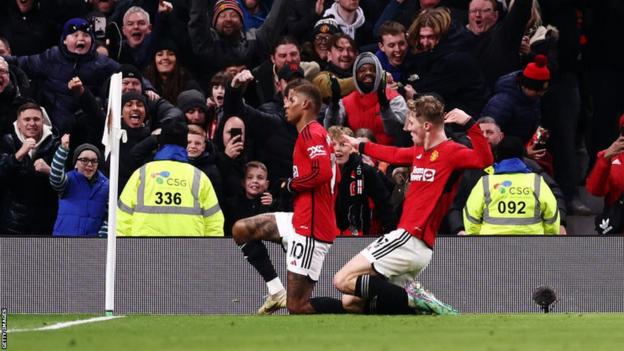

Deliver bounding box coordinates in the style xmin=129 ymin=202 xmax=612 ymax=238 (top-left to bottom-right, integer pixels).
xmin=377 ymin=73 xmax=389 ymax=110
xmin=330 ymin=76 xmax=341 ymax=109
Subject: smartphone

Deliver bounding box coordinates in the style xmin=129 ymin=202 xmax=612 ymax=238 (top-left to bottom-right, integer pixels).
xmin=230 ymin=128 xmax=242 ymax=138
xmin=92 ymin=16 xmax=106 ymax=39
xmin=533 ymin=142 xmax=547 ymax=151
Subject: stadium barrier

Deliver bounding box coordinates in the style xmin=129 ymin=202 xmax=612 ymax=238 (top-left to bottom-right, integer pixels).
xmin=1 ymin=237 xmax=622 ymax=314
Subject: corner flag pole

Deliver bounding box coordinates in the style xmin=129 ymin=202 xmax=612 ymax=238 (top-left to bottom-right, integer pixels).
xmin=103 ymin=72 xmax=126 ymax=316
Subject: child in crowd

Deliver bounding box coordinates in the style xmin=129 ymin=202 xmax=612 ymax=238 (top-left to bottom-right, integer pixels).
xmin=222 ymin=161 xmax=273 ymax=236
xmin=50 ymin=134 xmax=109 ymax=237
xmin=328 ymin=126 xmax=397 ymax=236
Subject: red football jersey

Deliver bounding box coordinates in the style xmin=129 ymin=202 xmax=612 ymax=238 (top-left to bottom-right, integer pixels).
xmin=290 ymin=121 xmax=340 ymax=242
xmin=363 ymin=123 xmax=493 ymax=248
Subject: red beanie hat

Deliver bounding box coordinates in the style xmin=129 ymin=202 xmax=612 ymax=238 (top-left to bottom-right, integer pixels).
xmin=519 ymin=55 xmax=550 ymax=91
xmin=212 ymin=0 xmax=243 ymax=28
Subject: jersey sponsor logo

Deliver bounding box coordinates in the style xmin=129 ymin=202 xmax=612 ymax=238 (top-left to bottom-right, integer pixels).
xmin=493 ymin=180 xmax=531 ymax=195
xmin=430 ymin=150 xmax=439 ymax=162
xmin=410 ymin=167 xmax=436 ymax=182
xmin=151 ymin=171 xmax=187 ymax=187
xmin=307 ymin=145 xmax=327 ymax=159
xmin=613 ymin=159 xmax=621 ymax=165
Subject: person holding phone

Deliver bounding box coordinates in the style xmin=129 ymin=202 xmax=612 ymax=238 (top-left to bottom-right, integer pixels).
xmin=214 ymin=115 xmax=248 ymax=207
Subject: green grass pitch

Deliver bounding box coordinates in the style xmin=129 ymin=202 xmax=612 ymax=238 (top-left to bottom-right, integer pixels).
xmin=6 ymin=313 xmax=624 ymax=351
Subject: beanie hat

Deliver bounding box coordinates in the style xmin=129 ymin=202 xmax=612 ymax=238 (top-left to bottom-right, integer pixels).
xmin=120 ymin=64 xmax=143 ymax=81
xmin=313 ymin=17 xmax=342 ymax=37
xmin=154 ymin=36 xmax=178 ymax=55
xmin=122 ymin=91 xmax=147 ymax=107
xmin=159 ymin=118 xmax=189 ymax=148
xmin=353 ymin=52 xmax=383 ymax=94
xmin=61 ymin=18 xmax=92 ymax=41
xmin=72 ymin=143 xmax=102 ymax=166
xmin=277 ymin=63 xmax=305 ymax=82
xmin=495 ymin=136 xmax=525 ymax=162
xmin=519 ymin=55 xmax=550 ymax=91
xmin=176 ymin=89 xmax=209 ymax=115
xmin=212 ymin=0 xmax=244 ymax=28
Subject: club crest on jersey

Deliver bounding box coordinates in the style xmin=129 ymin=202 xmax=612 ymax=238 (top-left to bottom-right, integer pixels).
xmin=307 ymin=145 xmax=327 ymax=159
xmin=410 ymin=167 xmax=436 ymax=182
xmin=430 ymin=150 xmax=439 ymax=162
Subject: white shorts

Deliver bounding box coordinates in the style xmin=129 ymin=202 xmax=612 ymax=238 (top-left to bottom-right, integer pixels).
xmin=360 ymin=229 xmax=433 ymax=288
xmin=274 ymin=212 xmax=331 ymax=281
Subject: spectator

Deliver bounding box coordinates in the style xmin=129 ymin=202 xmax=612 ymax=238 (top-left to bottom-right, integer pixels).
xmin=0 ymin=57 xmax=30 ymax=136
xmin=323 ymin=0 xmax=371 ymax=46
xmin=586 ymin=115 xmax=624 ymax=235
xmin=50 ymin=135 xmax=109 ymax=237
xmin=187 ymin=124 xmax=223 ymax=203
xmin=312 ymin=33 xmax=358 ymax=101
xmin=481 ymin=54 xmax=550 ymax=145
xmin=375 ymin=21 xmax=408 ymax=84
xmin=403 ymin=7 xmax=486 ymax=117
xmin=0 ymin=36 xmax=11 ymax=56
xmin=118 ymin=4 xmax=169 ymax=70
xmin=188 ymin=0 xmax=288 ymax=84
xmin=460 ymin=0 xmax=532 ymax=91
xmin=301 ymin=17 xmax=343 ymax=67
xmin=117 ymin=92 xmax=151 ymax=191
xmin=329 ymin=126 xmax=396 ymax=236
xmin=213 ymin=114 xmax=248 ymax=202
xmin=222 ymin=160 xmax=273 ymax=236
xmin=117 ymin=118 xmax=224 ymax=236
xmin=463 ymin=135 xmax=560 ymax=235
xmin=0 ymin=102 xmax=58 ymax=235
xmin=143 ymin=39 xmax=202 ymax=105
xmin=176 ymin=89 xmax=217 ymax=140
xmin=284 ymin=0 xmax=328 ymax=43
xmin=5 ymin=18 xmax=120 ymax=134
xmin=325 ymin=52 xmax=407 ymax=146
xmin=0 ymin=0 xmax=58 ymax=56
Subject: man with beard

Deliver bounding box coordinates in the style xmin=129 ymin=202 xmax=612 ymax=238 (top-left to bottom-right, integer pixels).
xmin=325 ymin=52 xmax=407 ymax=146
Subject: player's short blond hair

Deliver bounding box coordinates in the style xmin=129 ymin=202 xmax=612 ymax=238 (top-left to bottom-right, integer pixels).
xmin=407 ymin=95 xmax=445 ymax=125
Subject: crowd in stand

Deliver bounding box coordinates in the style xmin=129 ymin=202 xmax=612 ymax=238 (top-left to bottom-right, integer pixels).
xmin=0 ymin=0 xmax=622 ymax=237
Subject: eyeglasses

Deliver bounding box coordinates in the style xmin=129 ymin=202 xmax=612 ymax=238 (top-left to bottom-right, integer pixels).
xmin=469 ymin=8 xmax=494 ymax=15
xmin=314 ymin=35 xmax=331 ymax=43
xmin=77 ymin=158 xmax=98 ymax=166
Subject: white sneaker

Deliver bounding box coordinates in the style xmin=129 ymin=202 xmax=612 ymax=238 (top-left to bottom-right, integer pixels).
xmin=257 ymin=290 xmax=287 ymax=315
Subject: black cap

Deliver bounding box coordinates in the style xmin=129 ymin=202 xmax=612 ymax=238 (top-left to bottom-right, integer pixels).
xmin=159 ymin=118 xmax=189 ymax=148
xmin=120 ymin=64 xmax=142 ymax=80
xmin=495 ymin=136 xmax=525 ymax=162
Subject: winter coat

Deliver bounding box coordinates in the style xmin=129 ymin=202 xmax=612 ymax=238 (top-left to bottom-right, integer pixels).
xmin=188 ymin=0 xmax=288 ymax=76
xmin=0 ymin=0 xmax=58 ymax=56
xmin=7 ymin=36 xmax=120 ymax=134
xmin=481 ymin=71 xmax=541 ymax=143
xmin=53 ymin=170 xmax=109 ymax=237
xmin=0 ymin=129 xmax=58 ymax=235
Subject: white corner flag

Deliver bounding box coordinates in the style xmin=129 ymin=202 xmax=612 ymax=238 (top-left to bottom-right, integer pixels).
xmin=104 ymin=72 xmax=126 ymax=316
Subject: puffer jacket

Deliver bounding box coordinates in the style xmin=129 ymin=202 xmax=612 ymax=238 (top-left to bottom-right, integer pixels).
xmin=481 ymin=71 xmax=541 ymax=143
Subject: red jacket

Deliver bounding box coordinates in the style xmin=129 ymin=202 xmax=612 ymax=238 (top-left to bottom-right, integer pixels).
xmin=342 ymin=87 xmax=400 ymax=145
xmin=586 ymin=115 xmax=624 ymax=206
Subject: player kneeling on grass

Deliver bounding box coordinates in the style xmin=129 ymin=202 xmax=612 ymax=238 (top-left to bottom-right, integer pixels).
xmin=331 ymin=95 xmax=493 ymax=315
xmin=232 ymin=82 xmax=340 ymax=314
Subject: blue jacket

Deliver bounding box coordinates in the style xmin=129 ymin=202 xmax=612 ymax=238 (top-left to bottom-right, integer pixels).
xmin=8 ymin=35 xmax=120 ymax=134
xmin=53 ymin=170 xmax=109 ymax=237
xmin=481 ymin=71 xmax=541 ymax=143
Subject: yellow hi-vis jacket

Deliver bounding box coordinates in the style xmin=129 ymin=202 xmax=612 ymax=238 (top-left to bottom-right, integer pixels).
xmin=117 ymin=160 xmax=224 ymax=236
xmin=463 ymin=172 xmax=559 ymax=235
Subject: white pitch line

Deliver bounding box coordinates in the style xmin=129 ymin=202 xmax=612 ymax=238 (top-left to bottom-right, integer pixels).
xmin=7 ymin=315 xmax=125 ymax=333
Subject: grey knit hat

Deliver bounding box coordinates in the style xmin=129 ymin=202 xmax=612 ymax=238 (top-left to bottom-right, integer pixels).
xmin=73 ymin=143 xmax=102 ymax=166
